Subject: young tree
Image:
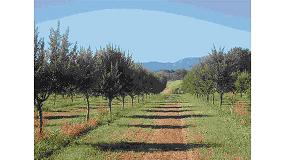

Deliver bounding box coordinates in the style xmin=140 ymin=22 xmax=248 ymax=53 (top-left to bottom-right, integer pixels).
xmin=151 ymin=75 xmax=167 ymax=94
xmin=207 ymin=47 xmax=235 ymax=106
xmin=127 ymin=64 xmax=143 ymax=107
xmin=234 ymin=71 xmax=251 ymax=97
xmin=76 ymin=47 xmax=100 ymax=121
xmin=117 ymin=54 xmax=134 ymax=109
xmin=135 ymin=66 xmax=148 ymax=103
xmin=66 ymin=42 xmax=78 ymax=102
xmin=96 ymin=45 xmax=124 ymax=115
xmin=34 ymin=28 xmax=52 ymax=133
xmin=198 ymin=63 xmax=215 ymax=102
xmin=175 ymin=69 xmax=188 ymax=80
xmin=48 ymin=22 xmax=64 ymax=105
xmin=48 ymin=24 xmax=72 ymax=98
xmin=227 ymin=47 xmax=251 ymax=73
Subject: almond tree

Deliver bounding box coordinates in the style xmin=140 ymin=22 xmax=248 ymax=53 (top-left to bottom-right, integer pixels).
xmin=34 ymin=28 xmax=52 ymax=133
xmin=127 ymin=64 xmax=142 ymax=107
xmin=132 ymin=65 xmax=146 ymax=104
xmin=58 ymin=28 xmax=72 ymax=96
xmin=227 ymin=47 xmax=251 ymax=73
xmin=197 ymin=59 xmax=216 ymax=103
xmin=118 ymin=54 xmax=134 ymax=109
xmin=96 ymin=45 xmax=123 ymax=115
xmin=76 ymin=47 xmax=100 ymax=121
xmin=234 ymin=71 xmax=251 ymax=97
xmin=66 ymin=42 xmax=78 ymax=102
xmin=207 ymin=47 xmax=235 ymax=106
xmin=48 ymin=22 xmax=62 ymax=105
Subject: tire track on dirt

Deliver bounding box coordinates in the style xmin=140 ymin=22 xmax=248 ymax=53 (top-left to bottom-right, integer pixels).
xmin=141 ymin=104 xmax=190 ymax=160
xmin=117 ymin=104 xmax=198 ymax=160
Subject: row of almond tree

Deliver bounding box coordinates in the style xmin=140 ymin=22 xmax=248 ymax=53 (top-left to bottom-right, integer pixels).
xmin=182 ymin=47 xmax=251 ymax=106
xmin=34 ymin=24 xmax=167 ymax=133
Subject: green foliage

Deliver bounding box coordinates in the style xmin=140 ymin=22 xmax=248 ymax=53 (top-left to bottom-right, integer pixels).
xmin=35 ymin=23 xmax=167 ymax=129
xmin=34 ymin=28 xmax=53 ymax=106
xmin=37 ymin=93 xmax=250 ymax=160
xmin=96 ymin=45 xmax=126 ymax=101
xmin=180 ymin=94 xmax=250 ymax=159
xmin=76 ymin=47 xmax=99 ymax=96
xmin=166 ymin=80 xmax=183 ymax=94
xmin=34 ymin=27 xmax=53 ymax=133
xmin=234 ymin=71 xmax=251 ymax=97
xmin=182 ymin=46 xmax=251 ymax=105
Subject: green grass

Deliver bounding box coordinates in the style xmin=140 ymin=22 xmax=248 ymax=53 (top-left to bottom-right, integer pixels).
xmin=163 ymin=80 xmax=182 ymax=94
xmin=39 ymin=95 xmax=162 ymax=160
xmin=178 ymin=93 xmax=251 ymax=159
xmin=167 ymin=80 xmax=182 ymax=89
xmin=35 ymin=92 xmax=250 ymax=160
xmin=34 ymin=94 xmax=164 ymax=160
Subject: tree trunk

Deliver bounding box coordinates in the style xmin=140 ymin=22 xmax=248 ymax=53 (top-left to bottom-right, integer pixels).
xmin=240 ymin=92 xmax=243 ymax=97
xmin=206 ymin=95 xmax=209 ymax=102
xmin=71 ymin=94 xmax=74 ymax=102
xmin=220 ymin=92 xmax=224 ymax=106
xmin=37 ymin=103 xmax=43 ymax=134
xmin=86 ymin=96 xmax=90 ymax=121
xmin=131 ymin=96 xmax=134 ymax=107
xmin=212 ymin=93 xmax=215 ymax=104
xmin=122 ymin=96 xmax=125 ymax=110
xmin=53 ymin=94 xmax=57 ymax=105
xmin=108 ymin=98 xmax=112 ymax=115
xmin=138 ymin=95 xmax=140 ymax=103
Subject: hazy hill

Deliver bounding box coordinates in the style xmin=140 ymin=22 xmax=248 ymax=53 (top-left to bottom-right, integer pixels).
xmin=142 ymin=57 xmax=201 ymax=71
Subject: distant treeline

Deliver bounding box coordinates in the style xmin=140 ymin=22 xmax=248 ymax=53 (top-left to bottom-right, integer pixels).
xmin=182 ymin=47 xmax=251 ymax=105
xmin=34 ymin=23 xmax=167 ymax=133
xmin=155 ymin=69 xmax=188 ymax=81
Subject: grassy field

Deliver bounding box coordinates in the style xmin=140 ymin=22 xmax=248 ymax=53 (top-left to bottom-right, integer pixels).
xmin=162 ymin=80 xmax=182 ymax=94
xmin=178 ymin=93 xmax=250 ymax=159
xmin=34 ymin=81 xmax=250 ymax=160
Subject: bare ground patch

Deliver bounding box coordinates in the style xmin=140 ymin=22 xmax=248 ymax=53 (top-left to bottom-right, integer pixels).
xmin=105 ymin=104 xmax=216 ymax=160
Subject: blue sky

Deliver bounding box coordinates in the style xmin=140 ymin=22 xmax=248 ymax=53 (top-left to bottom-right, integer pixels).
xmin=35 ymin=0 xmax=251 ymax=62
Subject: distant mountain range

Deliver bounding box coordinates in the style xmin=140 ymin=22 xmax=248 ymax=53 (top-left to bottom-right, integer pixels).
xmin=142 ymin=57 xmax=201 ymax=71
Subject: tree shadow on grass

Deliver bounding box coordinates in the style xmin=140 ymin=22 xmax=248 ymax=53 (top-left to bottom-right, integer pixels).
xmin=152 ymin=106 xmax=182 ymax=109
xmin=39 ymin=126 xmax=97 ymax=159
xmin=75 ymin=106 xmax=106 ymax=110
xmin=79 ymin=142 xmax=220 ymax=152
xmin=142 ymin=109 xmax=192 ymax=113
xmin=45 ymin=110 xmax=69 ymax=112
xmin=129 ymin=114 xmax=211 ymax=119
xmin=44 ymin=115 xmax=84 ymax=120
xmin=46 ymin=123 xmax=61 ymax=127
xmin=119 ymin=124 xmax=196 ymax=129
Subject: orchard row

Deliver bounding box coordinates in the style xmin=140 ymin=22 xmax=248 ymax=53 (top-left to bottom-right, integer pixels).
xmin=34 ymin=24 xmax=167 ymax=133
xmin=182 ymin=46 xmax=251 ymax=105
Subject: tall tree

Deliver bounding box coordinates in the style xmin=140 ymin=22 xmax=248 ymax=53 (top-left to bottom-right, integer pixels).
xmin=118 ymin=54 xmax=134 ymax=109
xmin=234 ymin=71 xmax=251 ymax=97
xmin=76 ymin=47 xmax=100 ymax=121
xmin=199 ymin=47 xmax=234 ymax=105
xmin=127 ymin=64 xmax=142 ymax=107
xmin=96 ymin=45 xmax=124 ymax=115
xmin=34 ymin=28 xmax=52 ymax=133
xmin=66 ymin=42 xmax=78 ymax=102
xmin=204 ymin=47 xmax=234 ymax=106
xmin=48 ymin=22 xmax=62 ymax=104
xmin=227 ymin=47 xmax=251 ymax=73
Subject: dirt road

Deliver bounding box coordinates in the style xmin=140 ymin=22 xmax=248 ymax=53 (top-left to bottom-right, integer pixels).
xmin=117 ymin=104 xmax=200 ymax=160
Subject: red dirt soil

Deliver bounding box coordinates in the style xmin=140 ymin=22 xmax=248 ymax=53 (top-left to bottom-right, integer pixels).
xmin=117 ymin=104 xmax=202 ymax=160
